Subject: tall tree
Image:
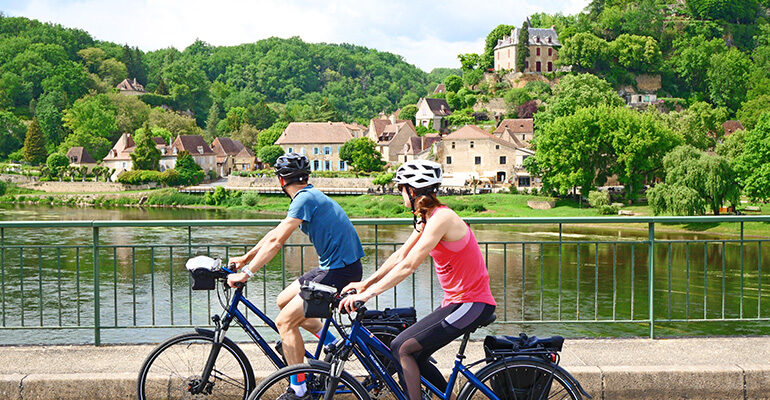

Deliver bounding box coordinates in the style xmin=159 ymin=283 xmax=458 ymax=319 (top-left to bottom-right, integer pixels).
xmin=482 ymin=24 xmax=516 ymax=70
xmin=535 ymin=73 xmax=624 ymax=125
xmin=131 ymin=124 xmax=161 ymax=170
xmin=707 ymin=49 xmax=753 ymax=115
xmin=734 ymin=113 xmax=770 ymax=202
xmin=516 ymin=21 xmax=530 ymax=72
xmin=36 ymin=90 xmax=67 ymax=153
xmin=205 ymin=102 xmax=221 ymax=142
xmin=339 ymin=137 xmax=384 ymax=173
xmin=0 ymin=111 xmax=27 ymax=159
xmin=24 ymin=117 xmax=47 ymax=164
xmin=175 ymin=150 xmax=205 ymax=185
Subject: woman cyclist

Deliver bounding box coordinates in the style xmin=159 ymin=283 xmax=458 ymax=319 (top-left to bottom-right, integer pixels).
xmin=340 ymin=159 xmax=496 ymax=400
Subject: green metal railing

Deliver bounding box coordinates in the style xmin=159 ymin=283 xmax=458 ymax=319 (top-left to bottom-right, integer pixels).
xmin=0 ymin=216 xmax=769 ymax=345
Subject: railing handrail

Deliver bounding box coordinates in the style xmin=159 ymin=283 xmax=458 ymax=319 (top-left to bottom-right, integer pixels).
xmin=0 ymin=215 xmax=768 ymax=228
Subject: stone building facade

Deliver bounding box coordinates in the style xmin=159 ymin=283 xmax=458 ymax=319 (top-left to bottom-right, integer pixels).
xmin=494 ymin=26 xmax=560 ymax=73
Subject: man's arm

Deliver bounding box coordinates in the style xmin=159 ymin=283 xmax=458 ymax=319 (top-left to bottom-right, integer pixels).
xmin=360 ymin=228 xmax=422 ymax=289
xmin=228 ymin=217 xmax=302 ymax=287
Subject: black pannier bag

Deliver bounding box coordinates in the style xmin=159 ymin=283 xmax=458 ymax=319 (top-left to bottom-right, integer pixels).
xmin=300 ymin=282 xmax=338 ymax=318
xmin=361 ymin=307 xmax=417 ymax=331
xmin=186 ymin=256 xmax=226 ymax=290
xmin=483 ymin=334 xmax=564 ymax=399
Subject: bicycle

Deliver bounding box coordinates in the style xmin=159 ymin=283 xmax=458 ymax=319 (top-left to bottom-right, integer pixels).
xmin=249 ymin=289 xmax=593 ymax=400
xmin=136 ymin=257 xmax=413 ymax=400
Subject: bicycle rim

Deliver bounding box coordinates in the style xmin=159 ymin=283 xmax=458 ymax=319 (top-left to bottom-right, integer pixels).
xmin=458 ymin=359 xmax=581 ymax=400
xmin=248 ymin=362 xmax=368 ymax=400
xmin=138 ymin=332 xmax=253 ymax=400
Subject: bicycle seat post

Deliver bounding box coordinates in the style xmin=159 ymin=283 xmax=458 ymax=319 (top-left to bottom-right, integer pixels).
xmin=456 ymin=331 xmax=471 ymax=360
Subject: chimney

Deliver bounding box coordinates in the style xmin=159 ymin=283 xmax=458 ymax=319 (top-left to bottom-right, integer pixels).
xmin=197 ymin=145 xmax=203 ymax=154
xmin=389 ymin=114 xmax=396 ymax=124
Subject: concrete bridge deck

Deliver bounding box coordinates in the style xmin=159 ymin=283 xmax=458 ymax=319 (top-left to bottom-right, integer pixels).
xmin=1 ymin=336 xmax=769 ymax=399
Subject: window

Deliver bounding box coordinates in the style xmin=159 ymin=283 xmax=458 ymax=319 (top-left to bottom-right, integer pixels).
xmin=518 ymin=176 xmax=531 ymax=187
xmin=547 ymin=62 xmax=553 ymax=72
xmin=339 ymin=160 xmax=346 ymax=170
xmin=287 ymin=147 xmax=294 ymax=153
xmin=313 ymin=160 xmax=320 ymax=171
xmin=536 ymin=48 xmax=540 ymax=56
xmin=313 ymin=147 xmax=319 ymax=155
xmin=525 ymin=61 xmax=529 ymax=69
xmin=324 ymin=146 xmax=332 ymax=155
xmin=475 ymin=156 xmax=481 ymax=165
xmin=548 ymin=48 xmax=552 ymax=56
xmin=300 ymin=148 xmax=305 ymax=155
xmin=499 ymin=156 xmax=507 ymax=164
xmin=470 ymin=141 xmax=474 ymax=149
xmin=536 ymin=61 xmax=541 ymax=72
xmin=495 ymin=144 xmax=500 ymax=149
xmin=325 ymin=160 xmax=331 ymax=170
xmin=446 ymin=156 xmax=452 ymax=164
xmin=451 ymin=142 xmax=455 ymax=149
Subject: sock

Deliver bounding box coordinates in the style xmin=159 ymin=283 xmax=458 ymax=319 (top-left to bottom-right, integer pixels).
xmin=315 ymin=329 xmax=337 ymax=345
xmin=290 ymin=373 xmax=307 ymax=396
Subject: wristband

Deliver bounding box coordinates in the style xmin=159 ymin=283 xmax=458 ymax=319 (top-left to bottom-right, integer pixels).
xmin=243 ymin=267 xmax=255 ymax=278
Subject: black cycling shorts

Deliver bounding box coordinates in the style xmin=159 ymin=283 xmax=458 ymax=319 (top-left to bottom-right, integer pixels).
xmin=298 ymin=259 xmax=363 ymax=292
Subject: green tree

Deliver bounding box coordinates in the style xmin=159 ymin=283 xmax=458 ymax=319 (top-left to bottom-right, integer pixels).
xmin=109 ymin=92 xmax=150 ymax=138
xmin=256 ymin=121 xmax=288 ymax=153
xmin=77 ymin=47 xmax=106 ymax=74
xmin=558 ymin=32 xmax=609 ymax=71
xmin=687 ymin=0 xmax=760 ymax=23
xmin=536 ymin=73 xmax=624 ymax=125
xmin=482 ymin=24 xmax=516 ymax=69
xmin=98 ymin=58 xmax=128 ymax=86
xmin=36 ymin=90 xmax=67 ymax=153
xmin=457 ymin=53 xmax=481 ymax=73
xmin=660 ymin=102 xmax=728 ymax=150
xmin=258 ymin=145 xmax=285 ymax=167
xmin=230 ymin=124 xmax=260 ymax=150
xmin=668 ymin=35 xmax=727 ymax=94
xmin=707 ymin=49 xmax=753 ymax=114
xmin=339 ymin=137 xmax=385 ymax=174
xmin=372 ymin=171 xmax=396 ymax=192
xmin=24 ymin=117 xmax=47 ymax=164
xmin=647 ymin=183 xmax=706 ymax=215
xmin=205 ymin=102 xmax=221 ymax=142
xmin=610 ymin=34 xmax=661 ymax=72
xmin=398 ymin=105 xmax=418 ymax=123
xmin=175 ymin=150 xmax=204 ymax=185
xmin=517 ymin=21 xmax=530 ymax=72
xmin=443 ymin=75 xmax=463 ymax=93
xmin=63 ymin=94 xmax=118 ymax=142
xmin=131 ymin=125 xmax=161 ymax=170
xmin=46 ymin=152 xmax=69 ymax=181
xmin=148 ymin=107 xmax=204 ymax=137
xmin=0 ymin=111 xmax=27 ymax=159
xmin=737 ymin=95 xmax=770 ymax=130
xmin=734 ymin=113 xmax=770 ymax=201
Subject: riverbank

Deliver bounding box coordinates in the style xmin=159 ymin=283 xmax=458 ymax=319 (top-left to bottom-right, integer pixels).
xmin=2 ymin=336 xmax=769 ymax=400
xmin=1 ymin=186 xmax=768 ymax=236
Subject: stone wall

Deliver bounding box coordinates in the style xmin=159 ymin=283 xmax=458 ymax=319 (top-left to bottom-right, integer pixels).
xmin=228 ymin=176 xmax=375 ymax=189
xmin=19 ymin=181 xmax=155 ymax=193
xmin=0 ymin=174 xmax=37 ymax=184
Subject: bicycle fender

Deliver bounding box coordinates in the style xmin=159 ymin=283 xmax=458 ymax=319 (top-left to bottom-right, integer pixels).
xmin=558 ymin=365 xmax=593 ymax=399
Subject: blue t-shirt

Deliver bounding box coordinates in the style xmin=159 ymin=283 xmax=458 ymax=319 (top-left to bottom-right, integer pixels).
xmin=287 ymin=185 xmax=365 ymax=270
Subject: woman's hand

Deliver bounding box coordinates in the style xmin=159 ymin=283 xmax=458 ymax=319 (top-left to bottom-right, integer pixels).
xmin=339 ymin=291 xmax=372 ymax=314
xmin=227 ymin=272 xmax=249 ymax=288
xmin=228 ymin=255 xmax=248 ymax=270
xmin=340 ymin=281 xmax=367 ymax=295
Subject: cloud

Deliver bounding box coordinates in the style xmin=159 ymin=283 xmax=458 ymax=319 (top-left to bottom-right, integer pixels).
xmin=2 ymin=0 xmax=590 ymax=71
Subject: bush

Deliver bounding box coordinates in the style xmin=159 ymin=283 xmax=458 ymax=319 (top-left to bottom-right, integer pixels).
xmin=160 ymin=169 xmax=184 ymax=186
xmin=598 ymin=204 xmax=619 ymax=215
xmin=207 ymin=169 xmax=217 ymax=181
xmin=588 ymin=191 xmax=610 ymax=208
xmin=117 ymin=170 xmax=163 ymax=185
xmin=0 ymin=180 xmax=5 ymax=196
xmin=241 ymin=191 xmax=260 ymax=207
xmin=204 ymin=186 xmax=231 ymax=206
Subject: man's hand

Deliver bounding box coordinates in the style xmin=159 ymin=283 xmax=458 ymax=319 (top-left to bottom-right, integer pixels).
xmin=227 ymin=272 xmax=249 ymax=288
xmin=339 ymin=291 xmax=372 ymax=314
xmin=228 ymin=255 xmax=249 ymax=270
xmin=340 ymin=281 xmax=367 ymax=295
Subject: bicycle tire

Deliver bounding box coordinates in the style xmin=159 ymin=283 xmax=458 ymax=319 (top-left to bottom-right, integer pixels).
xmin=137 ymin=329 xmax=256 ymax=400
xmin=247 ymin=360 xmax=369 ymax=400
xmin=457 ymin=357 xmax=582 ymax=400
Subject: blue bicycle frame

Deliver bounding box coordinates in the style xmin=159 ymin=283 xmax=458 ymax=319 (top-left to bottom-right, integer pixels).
xmin=333 ymin=315 xmax=501 ymax=400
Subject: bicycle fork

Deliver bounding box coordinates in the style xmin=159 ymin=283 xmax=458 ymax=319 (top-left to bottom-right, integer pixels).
xmin=190 ymin=314 xmax=231 ymax=394
xmin=323 ymin=344 xmax=351 ymax=400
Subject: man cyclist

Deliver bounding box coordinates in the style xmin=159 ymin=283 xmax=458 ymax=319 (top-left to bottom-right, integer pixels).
xmin=227 ymin=152 xmax=365 ymax=400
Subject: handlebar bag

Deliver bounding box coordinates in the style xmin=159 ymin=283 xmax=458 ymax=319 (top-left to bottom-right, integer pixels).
xmin=300 ymin=281 xmax=338 ymax=318
xmin=186 ymin=256 xmax=223 ymax=290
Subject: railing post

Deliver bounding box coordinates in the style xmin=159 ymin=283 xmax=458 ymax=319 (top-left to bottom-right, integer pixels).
xmin=93 ymin=226 xmax=100 ymax=346
xmin=648 ymin=222 xmax=655 ymax=339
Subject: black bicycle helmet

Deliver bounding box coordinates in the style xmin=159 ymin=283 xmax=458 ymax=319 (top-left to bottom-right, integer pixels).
xmin=274 ymin=152 xmax=311 ymax=186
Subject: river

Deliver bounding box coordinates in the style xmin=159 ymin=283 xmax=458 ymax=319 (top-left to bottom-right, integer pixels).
xmin=0 ymin=203 xmax=768 ymax=344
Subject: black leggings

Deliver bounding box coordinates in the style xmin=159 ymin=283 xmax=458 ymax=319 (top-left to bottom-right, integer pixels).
xmin=390 ymin=302 xmax=496 ymax=400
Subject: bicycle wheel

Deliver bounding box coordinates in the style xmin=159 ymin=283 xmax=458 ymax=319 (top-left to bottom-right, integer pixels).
xmin=247 ymin=360 xmax=368 ymax=400
xmin=137 ymin=330 xmax=256 ymax=400
xmin=457 ymin=357 xmax=581 ymax=400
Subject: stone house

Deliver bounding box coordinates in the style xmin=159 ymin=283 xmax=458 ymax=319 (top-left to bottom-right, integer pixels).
xmin=433 ymin=83 xmax=446 ymax=94
xmin=102 ymin=134 xmax=177 ymax=179
xmin=723 ymin=120 xmax=744 ymax=137
xmin=234 ymin=146 xmax=258 ymax=171
xmin=367 ymin=115 xmax=419 ymax=163
xmin=274 ymin=122 xmax=356 ymax=172
xmin=116 ymin=78 xmax=146 ymax=96
xmin=172 ymin=135 xmax=217 ymax=176
xmin=439 ymin=125 xmax=535 ymax=187
xmin=398 ymin=134 xmax=442 ymax=163
xmin=415 ymin=98 xmax=452 ymax=133
xmin=211 ymin=137 xmax=255 ymax=176
xmin=494 ymin=26 xmax=560 ymax=73
xmin=493 ymin=118 xmax=534 ymax=145
xmin=65 ymin=147 xmax=97 ymax=172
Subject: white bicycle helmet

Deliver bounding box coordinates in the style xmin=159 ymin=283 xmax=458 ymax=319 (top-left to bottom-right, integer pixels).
xmin=393 ymin=160 xmax=442 ymax=189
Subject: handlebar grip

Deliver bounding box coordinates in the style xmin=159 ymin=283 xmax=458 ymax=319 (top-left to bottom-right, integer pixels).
xmin=353 ymin=301 xmax=365 ymax=310
xmin=233 ymin=281 xmax=245 ymax=289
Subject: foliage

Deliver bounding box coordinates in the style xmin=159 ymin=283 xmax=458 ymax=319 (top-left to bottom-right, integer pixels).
xmin=241 ymin=191 xmax=260 ymax=207
xmin=736 ymin=95 xmax=770 ymax=130
xmin=0 ymin=111 xmax=26 ymax=159
xmin=587 ymin=190 xmax=610 ymax=208
xmin=707 ymin=49 xmax=753 ymax=115
xmin=482 ymin=24 xmax=516 ymax=69
xmin=559 ymin=32 xmax=610 ymax=71
xmin=256 ymin=121 xmax=288 ymax=153
xmin=117 ymin=170 xmax=163 ymax=185
xmin=687 ymin=0 xmax=760 ymax=24
xmin=36 ymin=90 xmax=67 ymax=153
xmin=445 ymin=108 xmax=477 ymax=127
xmin=398 ymin=105 xmax=418 ymax=123
xmin=535 ymin=73 xmax=624 ymax=125
xmin=415 ymin=125 xmax=438 ymax=136
xmin=610 ymin=34 xmax=661 ymax=73
xmin=733 ymin=113 xmax=770 ymax=201
xmin=131 ymin=125 xmax=161 ymax=170
xmin=667 ymin=35 xmax=727 ymax=94
xmin=109 ymin=92 xmax=150 ymax=136
xmin=159 ymin=169 xmax=184 ymax=186
xmin=0 ymin=180 xmax=5 ymax=196
xmin=204 ymin=101 xmax=221 ymax=142
xmin=24 ymin=117 xmax=47 ymax=164
xmin=175 ymin=151 xmax=204 ymax=185
xmin=372 ymin=171 xmax=395 ymax=191
xmin=204 ymin=186 xmax=231 ymax=205
xmin=647 ymin=183 xmax=705 ymax=215
xmin=258 ymin=145 xmax=285 ymax=167
xmin=517 ymin=21 xmax=530 ymax=72
xmin=443 ymin=75 xmax=463 ymax=93
xmin=339 ymin=137 xmax=384 ymax=173
xmin=230 ymin=124 xmax=260 ymax=150
xmin=62 ymin=93 xmax=117 ymax=142
xmin=147 ymin=107 xmax=204 ymax=137
xmin=45 ymin=152 xmax=69 ymax=180
xmin=517 ymin=100 xmax=539 ymax=119
xmin=658 ymin=102 xmax=728 ymax=150
xmin=530 ymin=105 xmax=680 ymax=198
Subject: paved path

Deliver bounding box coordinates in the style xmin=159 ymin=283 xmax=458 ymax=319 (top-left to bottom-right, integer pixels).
xmin=1 ymin=336 xmax=769 ymax=399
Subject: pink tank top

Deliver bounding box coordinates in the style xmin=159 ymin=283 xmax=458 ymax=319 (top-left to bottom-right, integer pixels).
xmin=428 ymin=207 xmax=497 ymax=307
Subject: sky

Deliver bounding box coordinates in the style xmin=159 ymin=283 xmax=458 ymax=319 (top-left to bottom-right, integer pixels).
xmin=1 ymin=0 xmax=590 ymax=72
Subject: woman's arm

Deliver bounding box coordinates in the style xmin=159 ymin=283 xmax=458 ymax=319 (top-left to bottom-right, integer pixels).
xmin=341 ymin=228 xmax=422 ymax=293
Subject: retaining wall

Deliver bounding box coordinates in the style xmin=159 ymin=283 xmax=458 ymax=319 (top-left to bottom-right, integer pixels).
xmin=228 ymin=176 xmax=375 ymax=189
